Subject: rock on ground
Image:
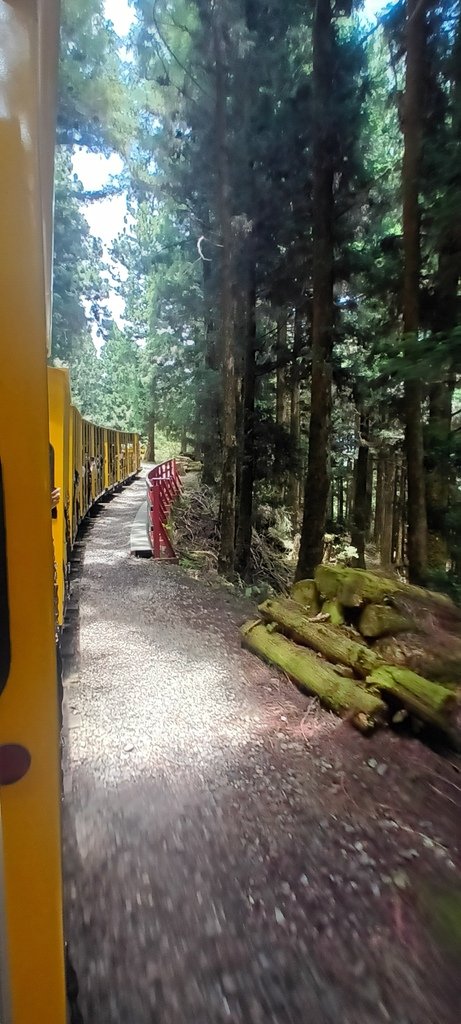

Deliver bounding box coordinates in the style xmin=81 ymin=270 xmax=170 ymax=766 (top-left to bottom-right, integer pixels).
xmin=62 ymin=475 xmax=461 ymax=1024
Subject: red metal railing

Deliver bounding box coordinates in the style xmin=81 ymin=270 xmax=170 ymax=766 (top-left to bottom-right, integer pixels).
xmin=146 ymin=459 xmax=182 ymax=559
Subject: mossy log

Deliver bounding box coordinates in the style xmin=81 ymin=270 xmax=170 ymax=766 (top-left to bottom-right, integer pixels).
xmin=290 ymin=579 xmax=321 ymax=614
xmin=241 ymin=620 xmax=387 ymax=732
xmin=322 ymin=599 xmax=345 ymax=627
xmin=374 ymin=634 xmax=461 ymax=687
xmin=315 ymin=564 xmax=455 ymax=612
xmin=358 ymin=603 xmax=414 ymax=638
xmin=258 ymin=597 xmax=382 ymax=678
xmin=366 ymin=665 xmax=457 ymax=733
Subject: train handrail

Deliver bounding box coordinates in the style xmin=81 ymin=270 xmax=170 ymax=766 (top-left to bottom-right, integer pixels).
xmin=146 ymin=460 xmax=182 ymax=559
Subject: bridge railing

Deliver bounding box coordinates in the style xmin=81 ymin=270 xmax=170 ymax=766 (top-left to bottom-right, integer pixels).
xmin=146 ymin=459 xmax=182 ymax=559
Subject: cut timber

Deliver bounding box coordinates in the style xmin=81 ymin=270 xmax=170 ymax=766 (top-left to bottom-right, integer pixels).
xmin=241 ymin=620 xmax=387 ymax=732
xmin=315 ymin=564 xmax=456 ymax=613
xmin=367 ymin=665 xmax=457 ymax=734
xmin=374 ymin=634 xmax=461 ymax=687
xmin=358 ymin=603 xmax=414 ymax=639
xmin=322 ymin=599 xmax=345 ymax=627
xmin=258 ymin=597 xmax=382 ymax=678
xmin=290 ymin=579 xmax=321 ymax=614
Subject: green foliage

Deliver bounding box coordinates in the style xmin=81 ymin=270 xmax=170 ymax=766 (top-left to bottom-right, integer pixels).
xmin=52 ymin=0 xmax=461 ymax=581
xmin=52 ymin=149 xmax=109 ymax=363
xmin=58 ymin=0 xmax=136 ymax=153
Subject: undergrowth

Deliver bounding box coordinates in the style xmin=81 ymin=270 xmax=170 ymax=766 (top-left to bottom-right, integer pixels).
xmin=172 ymin=483 xmax=294 ymax=598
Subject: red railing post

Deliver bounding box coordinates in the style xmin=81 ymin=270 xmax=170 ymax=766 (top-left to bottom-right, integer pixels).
xmin=151 ymin=483 xmax=161 ymax=558
xmin=146 ymin=458 xmax=182 ymax=560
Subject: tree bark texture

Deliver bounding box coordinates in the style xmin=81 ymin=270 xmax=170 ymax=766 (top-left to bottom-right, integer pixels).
xmin=402 ymin=0 xmax=428 ymax=584
xmin=374 ymin=452 xmax=385 ymax=547
xmin=350 ymin=428 xmax=368 ymax=569
xmin=213 ymin=13 xmax=237 ymax=576
xmin=201 ymin=254 xmax=221 ymax=485
xmin=146 ymin=413 xmax=155 ymax=462
xmin=296 ymin=0 xmax=335 ymax=579
xmin=236 ymin=279 xmax=257 ymax=576
xmin=380 ymin=452 xmax=396 ymax=568
xmin=425 ymin=247 xmax=458 ymax=571
xmin=276 ymin=316 xmax=290 ymax=428
xmin=391 ymin=459 xmax=402 ymax=565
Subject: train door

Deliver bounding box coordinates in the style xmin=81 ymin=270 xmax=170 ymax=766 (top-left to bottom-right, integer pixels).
xmin=0 ymin=0 xmax=66 ymax=1021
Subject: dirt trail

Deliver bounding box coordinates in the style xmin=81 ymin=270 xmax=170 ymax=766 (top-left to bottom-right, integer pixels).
xmin=63 ymin=476 xmax=461 ymax=1024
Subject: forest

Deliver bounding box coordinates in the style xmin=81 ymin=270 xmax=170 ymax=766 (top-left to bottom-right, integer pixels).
xmin=52 ymin=0 xmax=461 ymax=592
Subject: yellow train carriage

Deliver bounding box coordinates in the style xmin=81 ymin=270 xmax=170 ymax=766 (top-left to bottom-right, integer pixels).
xmin=0 ymin=1 xmax=66 ymax=1021
xmin=48 ymin=366 xmax=141 ymax=626
xmin=0 ymin=3 xmax=140 ymax=1020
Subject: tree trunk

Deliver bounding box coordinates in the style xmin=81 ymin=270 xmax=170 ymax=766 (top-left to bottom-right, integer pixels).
xmin=289 ymin=308 xmax=305 ymax=530
xmin=350 ymin=417 xmax=369 ymax=569
xmin=391 ymin=459 xmax=402 ymax=565
xmin=426 ymin=379 xmax=453 ymax=571
xmin=146 ymin=413 xmax=155 ymax=462
xmin=289 ymin=362 xmax=301 ymax=531
xmin=296 ymin=0 xmax=335 ymax=579
xmin=274 ymin=314 xmax=290 ymax=490
xmin=234 ymin=286 xmax=247 ymax=525
xmin=276 ymin=316 xmax=290 ymax=428
xmin=213 ymin=14 xmax=237 ymax=576
xmin=426 ymin=247 xmax=458 ymax=571
xmin=374 ymin=452 xmax=385 ymax=547
xmin=402 ymin=0 xmax=428 ymax=584
xmin=338 ymin=476 xmax=344 ymax=524
xmin=201 ymin=253 xmax=220 ymax=485
xmin=345 ymin=460 xmax=353 ymax=524
xmin=365 ymin=455 xmax=374 ymax=541
xmin=398 ymin=465 xmax=407 ymax=567
xmin=235 ymin=278 xmax=257 ymax=576
xmin=380 ymin=452 xmax=396 ymax=568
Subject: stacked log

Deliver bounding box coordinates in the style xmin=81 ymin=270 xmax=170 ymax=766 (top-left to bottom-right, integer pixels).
xmin=241 ymin=565 xmax=461 ymax=743
xmin=176 ymin=455 xmax=202 ymax=473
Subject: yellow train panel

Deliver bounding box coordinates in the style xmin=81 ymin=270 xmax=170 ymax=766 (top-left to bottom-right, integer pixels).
xmin=0 ymin=1 xmax=66 ymax=1022
xmin=48 ymin=367 xmax=71 ymax=626
xmin=72 ymin=407 xmax=83 ymax=535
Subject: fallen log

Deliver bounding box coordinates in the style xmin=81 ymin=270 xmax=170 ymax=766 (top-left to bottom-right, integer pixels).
xmin=258 ymin=597 xmax=382 ymax=678
xmin=358 ymin=603 xmax=414 ymax=639
xmin=290 ymin=579 xmax=321 ymax=614
xmin=241 ymin=620 xmax=388 ymax=732
xmin=322 ymin=599 xmax=345 ymax=627
xmin=315 ymin=564 xmax=456 ymax=613
xmin=366 ymin=665 xmax=458 ymax=734
xmin=373 ymin=634 xmax=461 ymax=687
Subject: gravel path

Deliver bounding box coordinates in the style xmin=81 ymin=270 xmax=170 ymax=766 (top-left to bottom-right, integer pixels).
xmin=63 ymin=476 xmax=461 ymax=1024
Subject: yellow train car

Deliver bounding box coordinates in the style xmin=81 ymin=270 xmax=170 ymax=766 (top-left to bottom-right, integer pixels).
xmin=0 ymin=2 xmax=66 ymax=1021
xmin=48 ymin=366 xmax=141 ymax=626
xmin=0 ymin=3 xmax=140 ymax=1021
